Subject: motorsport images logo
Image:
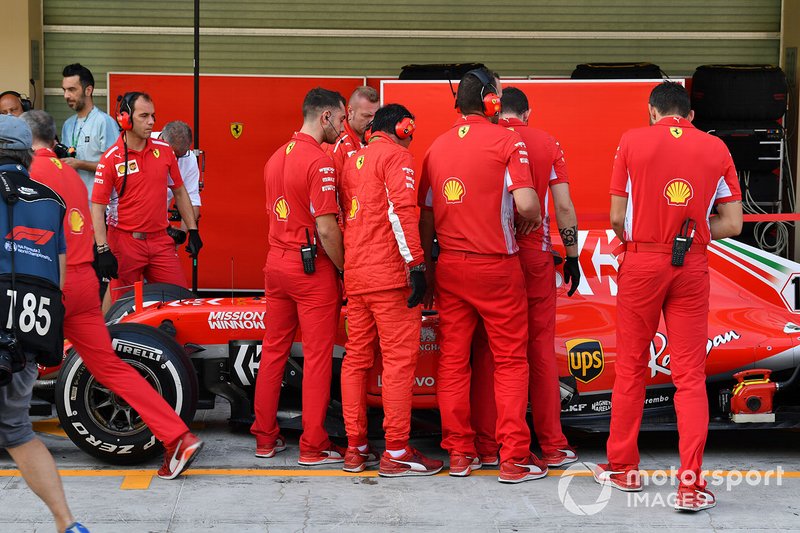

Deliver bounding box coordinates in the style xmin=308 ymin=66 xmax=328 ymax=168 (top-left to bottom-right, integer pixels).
xmin=558 ymin=463 xmax=613 ymax=516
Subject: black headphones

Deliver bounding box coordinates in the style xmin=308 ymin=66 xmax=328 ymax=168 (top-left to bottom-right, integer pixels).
xmin=465 ymin=69 xmax=502 ymax=117
xmin=0 ymin=91 xmax=33 ymax=113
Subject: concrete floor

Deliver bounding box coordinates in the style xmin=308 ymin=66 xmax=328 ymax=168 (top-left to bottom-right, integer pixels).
xmin=1 ymin=400 xmax=799 ymax=532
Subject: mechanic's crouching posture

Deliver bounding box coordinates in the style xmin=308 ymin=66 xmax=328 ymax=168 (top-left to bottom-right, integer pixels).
xmin=0 ymin=114 xmax=89 ymax=532
xmin=419 ymin=68 xmax=546 ymax=483
xmin=252 ymin=88 xmax=347 ymax=465
xmin=23 ymin=110 xmax=204 ymax=480
xmin=470 ymin=86 xmax=580 ymax=469
xmin=588 ymin=82 xmax=743 ymax=511
xmin=338 ymin=104 xmax=444 ymax=476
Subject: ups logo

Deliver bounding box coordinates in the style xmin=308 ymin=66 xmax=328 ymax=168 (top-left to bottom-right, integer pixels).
xmin=565 ymin=338 xmax=604 ymax=384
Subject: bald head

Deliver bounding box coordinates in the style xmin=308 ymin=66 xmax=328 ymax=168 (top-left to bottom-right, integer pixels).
xmin=0 ymin=92 xmax=24 ymax=117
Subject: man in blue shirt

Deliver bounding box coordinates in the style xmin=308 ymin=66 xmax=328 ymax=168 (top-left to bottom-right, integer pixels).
xmin=60 ymin=63 xmax=119 ymax=197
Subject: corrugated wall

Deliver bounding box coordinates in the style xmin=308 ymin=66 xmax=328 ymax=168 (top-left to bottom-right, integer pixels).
xmin=42 ymin=0 xmax=781 ymax=128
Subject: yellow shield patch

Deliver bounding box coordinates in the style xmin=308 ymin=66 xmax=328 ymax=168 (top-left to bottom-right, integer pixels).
xmin=153 ymin=149 xmax=160 ymax=158
xmin=285 ymin=141 xmax=295 ymax=155
xmin=348 ymin=197 xmax=359 ymax=220
xmin=50 ymin=158 xmax=62 ymax=169
xmin=458 ymin=125 xmax=470 ymax=138
xmin=442 ymin=177 xmax=466 ymax=204
xmin=565 ymin=338 xmax=604 ymax=384
xmin=273 ymin=196 xmax=290 ymax=221
xmin=663 ymin=178 xmax=693 ymax=206
xmin=356 ymin=155 xmax=365 ymax=169
xmin=670 ymin=127 xmax=683 ymax=139
xmin=68 ymin=209 xmax=84 ymax=234
xmin=230 ymin=122 xmax=244 ymax=139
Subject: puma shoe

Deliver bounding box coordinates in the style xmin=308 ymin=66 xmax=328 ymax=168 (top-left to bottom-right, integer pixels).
xmin=343 ymin=446 xmax=380 ymax=473
xmin=379 ymin=447 xmax=444 ymax=477
xmin=674 ymin=486 xmax=716 ymax=512
xmin=449 ymin=453 xmax=481 ymax=477
xmin=255 ymin=435 xmax=287 ymax=458
xmin=498 ymin=455 xmax=548 ymax=483
xmin=542 ymin=447 xmax=578 ymax=467
xmin=157 ymin=432 xmax=204 ymax=480
xmin=586 ymin=462 xmax=642 ymax=492
xmin=298 ymin=444 xmax=346 ymax=466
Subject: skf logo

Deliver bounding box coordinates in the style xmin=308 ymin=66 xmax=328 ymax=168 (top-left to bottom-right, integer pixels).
xmin=273 ymin=196 xmax=290 ymax=221
xmin=348 ymin=196 xmax=359 ymax=220
xmin=6 ymin=226 xmax=54 ymax=245
xmin=68 ymin=209 xmax=85 ymax=234
xmin=566 ymin=339 xmax=604 ymax=384
xmin=230 ymin=122 xmax=243 ymax=139
xmin=50 ymin=158 xmax=62 ymax=169
xmin=458 ymin=125 xmax=470 ymax=138
xmin=285 ymin=141 xmax=295 ymax=155
xmin=356 ymin=155 xmax=365 ymax=169
xmin=153 ymin=149 xmax=160 ymax=158
xmin=664 ymin=178 xmax=693 ymax=206
xmin=670 ymin=127 xmax=683 ymax=139
xmin=442 ymin=178 xmax=466 ymax=204
xmin=115 ymin=160 xmax=138 ymax=177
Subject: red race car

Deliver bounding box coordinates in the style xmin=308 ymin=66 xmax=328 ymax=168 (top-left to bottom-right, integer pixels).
xmin=35 ymin=231 xmax=800 ymax=464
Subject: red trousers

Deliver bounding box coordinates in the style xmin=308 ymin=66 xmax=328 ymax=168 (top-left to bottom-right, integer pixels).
xmin=608 ymin=251 xmax=710 ymax=488
xmin=108 ymin=227 xmax=187 ymax=301
xmin=63 ymin=263 xmax=188 ymax=446
xmin=251 ymin=249 xmax=341 ymax=454
xmin=435 ymin=251 xmax=531 ymax=463
xmin=471 ymin=249 xmax=569 ymax=456
xmin=341 ymin=287 xmax=420 ymax=450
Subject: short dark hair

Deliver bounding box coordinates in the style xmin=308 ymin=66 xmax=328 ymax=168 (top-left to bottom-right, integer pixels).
xmin=121 ymin=92 xmax=152 ymax=115
xmin=649 ymin=81 xmax=691 ymax=117
xmin=0 ymin=148 xmax=32 ymax=169
xmin=302 ymin=88 xmax=345 ymax=120
xmin=62 ymin=63 xmax=95 ymax=90
xmin=500 ymin=87 xmax=529 ymax=116
xmin=20 ymin=110 xmax=56 ymax=144
xmin=371 ymin=104 xmax=413 ymax=136
xmin=456 ymin=68 xmax=498 ymax=115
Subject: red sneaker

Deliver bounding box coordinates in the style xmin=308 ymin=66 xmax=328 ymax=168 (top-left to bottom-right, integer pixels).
xmin=480 ymin=453 xmax=499 ymax=467
xmin=157 ymin=432 xmax=204 ymax=480
xmin=586 ymin=462 xmax=642 ymax=492
xmin=449 ymin=453 xmax=481 ymax=477
xmin=298 ymin=444 xmax=346 ymax=466
xmin=542 ymin=447 xmax=578 ymax=468
xmin=498 ymin=455 xmax=548 ymax=483
xmin=378 ymin=447 xmax=444 ymax=477
xmin=255 ymin=435 xmax=287 ymax=458
xmin=674 ymin=486 xmax=716 ymax=511
xmin=343 ymin=446 xmax=380 ymax=473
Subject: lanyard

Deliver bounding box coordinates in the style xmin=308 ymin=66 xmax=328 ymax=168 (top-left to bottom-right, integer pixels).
xmin=70 ymin=107 xmax=95 ymax=148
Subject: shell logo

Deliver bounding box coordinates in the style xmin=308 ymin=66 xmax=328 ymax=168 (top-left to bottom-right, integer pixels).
xmin=50 ymin=158 xmax=62 ymax=169
xmin=348 ymin=196 xmax=359 ymax=220
xmin=664 ymin=178 xmax=693 ymax=206
xmin=458 ymin=125 xmax=470 ymax=138
xmin=68 ymin=209 xmax=84 ymax=234
xmin=273 ymin=196 xmax=290 ymax=221
xmin=443 ymin=177 xmax=466 ymax=204
xmin=670 ymin=127 xmax=683 ymax=139
xmin=356 ymin=155 xmax=365 ymax=169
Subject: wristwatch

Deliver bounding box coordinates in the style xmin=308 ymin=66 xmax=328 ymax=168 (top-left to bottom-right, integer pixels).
xmin=409 ymin=263 xmax=426 ymax=273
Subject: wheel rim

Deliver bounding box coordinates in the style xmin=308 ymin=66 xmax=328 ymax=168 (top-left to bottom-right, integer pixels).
xmin=84 ymin=360 xmax=163 ymax=436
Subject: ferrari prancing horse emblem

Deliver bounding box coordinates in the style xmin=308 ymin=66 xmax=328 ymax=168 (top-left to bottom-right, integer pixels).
xmin=230 ymin=122 xmax=244 ymax=139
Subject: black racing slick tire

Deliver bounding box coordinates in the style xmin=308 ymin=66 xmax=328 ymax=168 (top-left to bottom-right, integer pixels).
xmin=55 ymin=323 xmax=199 ymax=465
xmin=104 ymin=283 xmax=195 ymax=324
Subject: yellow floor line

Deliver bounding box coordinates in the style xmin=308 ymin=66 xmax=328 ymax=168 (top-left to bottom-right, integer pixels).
xmin=31 ymin=418 xmax=68 ymax=438
xmin=120 ymin=474 xmax=154 ymax=490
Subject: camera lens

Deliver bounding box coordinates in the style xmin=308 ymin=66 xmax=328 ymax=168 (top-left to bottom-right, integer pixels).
xmin=0 ymin=351 xmax=14 ymax=387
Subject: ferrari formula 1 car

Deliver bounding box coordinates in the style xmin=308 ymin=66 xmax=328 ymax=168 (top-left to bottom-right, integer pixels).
xmin=34 ymin=231 xmax=800 ymax=465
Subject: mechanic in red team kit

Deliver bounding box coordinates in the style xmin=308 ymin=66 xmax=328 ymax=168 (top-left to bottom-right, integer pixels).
xmin=338 ymin=104 xmax=444 ymax=477
xmin=470 ymin=86 xmax=580 ymax=468
xmin=327 ymin=86 xmax=380 ymax=176
xmin=589 ymin=82 xmax=743 ymax=511
xmin=23 ymin=110 xmax=203 ymax=480
xmin=419 ymin=68 xmax=546 ymax=483
xmin=91 ymin=92 xmax=202 ymax=301
xmin=252 ymin=88 xmax=348 ymax=465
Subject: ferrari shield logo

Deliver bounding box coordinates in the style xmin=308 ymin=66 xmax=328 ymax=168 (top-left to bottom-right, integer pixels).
xmin=458 ymin=125 xmax=470 ymax=138
xmin=50 ymin=158 xmax=62 ymax=169
xmin=153 ymin=149 xmax=160 ymax=158
xmin=230 ymin=122 xmax=243 ymax=139
xmin=285 ymin=141 xmax=295 ymax=155
xmin=356 ymin=155 xmax=365 ymax=169
xmin=670 ymin=127 xmax=683 ymax=139
xmin=565 ymin=339 xmax=604 ymax=384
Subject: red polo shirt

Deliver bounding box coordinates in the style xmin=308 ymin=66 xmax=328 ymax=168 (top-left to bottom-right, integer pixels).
xmin=418 ymin=115 xmax=534 ymax=255
xmin=264 ymin=131 xmax=339 ymax=254
xmin=327 ymin=120 xmax=364 ymax=178
xmin=610 ymin=116 xmax=741 ymax=245
xmin=92 ymin=137 xmax=183 ymax=232
xmin=30 ymin=147 xmax=95 ymax=267
xmin=501 ymin=117 xmax=569 ymax=252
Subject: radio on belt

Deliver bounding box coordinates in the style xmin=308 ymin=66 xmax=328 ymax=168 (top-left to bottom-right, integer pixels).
xmin=671 ymin=218 xmax=696 ymax=267
xmin=300 ymin=228 xmax=317 ymax=274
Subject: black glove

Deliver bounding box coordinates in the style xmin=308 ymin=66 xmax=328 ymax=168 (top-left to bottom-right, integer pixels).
xmin=93 ymin=245 xmax=119 ymax=279
xmin=166 ymin=226 xmax=187 ymax=245
xmin=563 ymin=256 xmax=580 ymax=297
xmin=407 ymin=269 xmax=427 ymax=308
xmin=186 ymin=229 xmax=203 ymax=257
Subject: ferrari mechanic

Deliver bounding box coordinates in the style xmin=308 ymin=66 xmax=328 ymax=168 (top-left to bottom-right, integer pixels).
xmin=327 ymin=86 xmax=380 ymax=177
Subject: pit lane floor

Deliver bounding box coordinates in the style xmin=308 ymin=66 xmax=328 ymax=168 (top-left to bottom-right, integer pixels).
xmin=1 ymin=400 xmax=799 ymax=532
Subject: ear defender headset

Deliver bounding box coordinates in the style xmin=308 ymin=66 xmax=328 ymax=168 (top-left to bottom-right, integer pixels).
xmin=0 ymin=91 xmax=33 ymax=113
xmin=395 ymin=116 xmax=416 ymax=139
xmin=466 ymin=69 xmax=502 ymax=117
xmin=115 ymin=92 xmax=136 ymax=131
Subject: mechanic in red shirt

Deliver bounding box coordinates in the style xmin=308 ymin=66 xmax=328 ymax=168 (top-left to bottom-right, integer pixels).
xmin=252 ymin=88 xmax=347 ymax=465
xmin=338 ymin=104 xmax=443 ymax=476
xmin=589 ymin=82 xmax=742 ymax=511
xmin=91 ymin=92 xmax=202 ymax=301
xmin=470 ymin=86 xmax=580 ymax=469
xmin=419 ymin=68 xmax=545 ymax=483
xmin=23 ymin=110 xmax=203 ymax=480
xmin=327 ymin=86 xmax=380 ymax=177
